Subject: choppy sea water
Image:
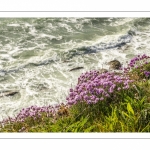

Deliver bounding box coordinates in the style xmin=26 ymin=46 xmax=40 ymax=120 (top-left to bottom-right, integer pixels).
xmin=0 ymin=18 xmax=150 ymax=121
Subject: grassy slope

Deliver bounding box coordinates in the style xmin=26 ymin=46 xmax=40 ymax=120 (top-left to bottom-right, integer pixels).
xmin=0 ymin=57 xmax=150 ymax=132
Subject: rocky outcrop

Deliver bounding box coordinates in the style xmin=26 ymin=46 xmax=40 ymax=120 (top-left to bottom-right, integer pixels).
xmin=107 ymin=60 xmax=122 ymax=70
xmin=99 ymin=69 xmax=108 ymax=73
xmin=0 ymin=91 xmax=19 ymax=97
xmin=69 ymin=67 xmax=84 ymax=71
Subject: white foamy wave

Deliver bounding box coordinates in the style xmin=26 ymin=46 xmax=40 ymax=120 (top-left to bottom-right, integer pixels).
xmin=38 ymin=33 xmax=62 ymax=41
xmin=7 ymin=24 xmax=20 ymax=27
xmin=109 ymin=18 xmax=135 ymax=26
xmin=58 ymin=23 xmax=75 ymax=33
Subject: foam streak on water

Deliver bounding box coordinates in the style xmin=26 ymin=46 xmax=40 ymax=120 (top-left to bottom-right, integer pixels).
xmin=0 ymin=18 xmax=150 ymax=120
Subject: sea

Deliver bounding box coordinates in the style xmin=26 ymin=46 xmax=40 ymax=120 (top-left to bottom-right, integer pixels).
xmin=0 ymin=17 xmax=150 ymax=121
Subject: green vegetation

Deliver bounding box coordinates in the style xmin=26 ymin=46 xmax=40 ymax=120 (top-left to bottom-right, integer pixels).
xmin=0 ymin=54 xmax=150 ymax=132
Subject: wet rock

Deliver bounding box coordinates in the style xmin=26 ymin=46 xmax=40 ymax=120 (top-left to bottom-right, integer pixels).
xmin=99 ymin=69 xmax=108 ymax=73
xmin=107 ymin=60 xmax=121 ymax=70
xmin=0 ymin=91 xmax=19 ymax=97
xmin=69 ymin=67 xmax=84 ymax=71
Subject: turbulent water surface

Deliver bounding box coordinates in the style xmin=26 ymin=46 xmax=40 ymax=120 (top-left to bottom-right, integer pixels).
xmin=0 ymin=18 xmax=150 ymax=120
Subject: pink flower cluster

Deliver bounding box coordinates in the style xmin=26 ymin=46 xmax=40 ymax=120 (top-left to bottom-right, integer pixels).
xmin=1 ymin=105 xmax=58 ymax=125
xmin=124 ymin=54 xmax=150 ymax=75
xmin=66 ymin=71 xmax=134 ymax=105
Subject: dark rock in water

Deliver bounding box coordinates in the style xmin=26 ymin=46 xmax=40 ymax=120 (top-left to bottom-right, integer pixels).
xmin=0 ymin=70 xmax=7 ymax=76
xmin=99 ymin=69 xmax=108 ymax=73
xmin=69 ymin=67 xmax=84 ymax=71
xmin=107 ymin=60 xmax=121 ymax=70
xmin=0 ymin=91 xmax=19 ymax=97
